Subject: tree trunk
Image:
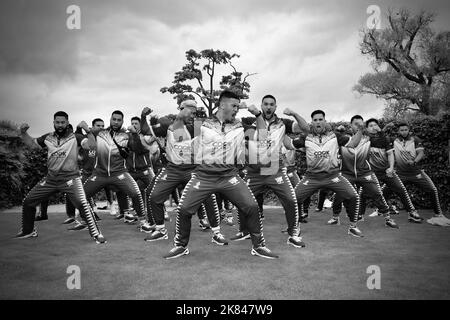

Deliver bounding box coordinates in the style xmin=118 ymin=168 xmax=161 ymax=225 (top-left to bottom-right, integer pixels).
xmin=419 ymin=83 xmax=432 ymax=115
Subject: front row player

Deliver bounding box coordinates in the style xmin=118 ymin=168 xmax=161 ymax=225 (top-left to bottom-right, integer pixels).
xmin=16 ymin=111 xmax=106 ymax=244
xmin=293 ymin=110 xmax=364 ymax=237
xmin=165 ymin=90 xmax=279 ymax=259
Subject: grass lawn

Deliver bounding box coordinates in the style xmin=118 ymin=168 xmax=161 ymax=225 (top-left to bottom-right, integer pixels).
xmin=0 ymin=203 xmax=449 ymax=300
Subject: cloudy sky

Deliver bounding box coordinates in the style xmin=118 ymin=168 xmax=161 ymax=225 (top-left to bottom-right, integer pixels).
xmin=1 ymin=0 xmax=449 ymax=135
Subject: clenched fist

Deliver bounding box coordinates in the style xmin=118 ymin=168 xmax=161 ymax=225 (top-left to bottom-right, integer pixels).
xmin=19 ymin=123 xmax=30 ymax=134
xmin=77 ymin=121 xmax=90 ymax=132
xmin=247 ymin=104 xmax=260 ymax=116
xmin=142 ymin=107 xmax=153 ymax=116
xmin=283 ymin=108 xmax=295 ymax=116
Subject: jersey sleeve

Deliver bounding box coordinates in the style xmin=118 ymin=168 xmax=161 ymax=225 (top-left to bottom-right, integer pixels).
xmin=149 ymin=117 xmax=172 ymax=138
xmin=282 ymin=118 xmax=295 ymax=134
xmin=36 ymin=133 xmax=50 ymax=148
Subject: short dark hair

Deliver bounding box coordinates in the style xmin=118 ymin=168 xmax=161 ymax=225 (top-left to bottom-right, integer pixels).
xmin=397 ymin=122 xmax=409 ymax=128
xmin=350 ymin=115 xmax=364 ymax=123
xmin=92 ymin=118 xmax=104 ymax=126
xmin=365 ymin=118 xmax=379 ymax=127
xmin=262 ymin=94 xmax=276 ymax=104
xmin=112 ymin=110 xmax=124 ymax=119
xmin=311 ymin=109 xmax=325 ymax=119
xmin=131 ymin=116 xmax=140 ymax=122
xmin=54 ymin=111 xmax=68 ymax=120
xmin=218 ymin=90 xmax=240 ymax=105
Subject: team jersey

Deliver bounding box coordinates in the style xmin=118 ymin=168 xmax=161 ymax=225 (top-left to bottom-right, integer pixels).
xmin=165 ymin=124 xmax=198 ymax=170
xmin=340 ymin=134 xmax=372 ymax=177
xmin=393 ymin=134 xmax=424 ymax=174
xmin=194 ymin=116 xmax=244 ymax=176
xmin=93 ymin=128 xmax=140 ymax=177
xmin=242 ymin=115 xmax=295 ymax=175
xmin=126 ymin=150 xmax=151 ymax=172
xmin=367 ymin=132 xmax=393 ymax=174
xmin=36 ymin=130 xmax=87 ymax=180
xmin=293 ymin=130 xmax=349 ymax=178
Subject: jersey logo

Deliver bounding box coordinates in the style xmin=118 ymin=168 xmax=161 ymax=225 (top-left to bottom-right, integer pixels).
xmin=160 ymin=174 xmax=168 ymax=181
xmin=302 ymin=180 xmax=310 ymax=185
xmin=193 ymin=181 xmax=201 ymax=189
xmin=66 ymin=179 xmax=74 ymax=187
xmin=275 ymin=176 xmax=284 ymax=184
xmin=416 ymin=173 xmax=422 ymax=179
xmin=331 ymin=177 xmax=340 ymax=183
xmin=287 ymin=173 xmax=293 ymax=178
xmin=118 ymin=174 xmax=125 ymax=180
xmin=90 ymin=176 xmax=97 ymax=181
xmin=228 ymin=177 xmax=239 ymax=186
xmin=39 ymin=180 xmax=47 ymax=186
xmin=364 ymin=175 xmax=373 ymax=181
xmin=88 ymin=150 xmax=96 ymax=157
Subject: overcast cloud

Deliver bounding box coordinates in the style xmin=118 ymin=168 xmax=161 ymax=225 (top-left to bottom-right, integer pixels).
xmin=1 ymin=0 xmax=449 ymax=135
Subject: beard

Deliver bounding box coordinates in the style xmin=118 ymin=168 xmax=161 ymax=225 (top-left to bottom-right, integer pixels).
xmin=263 ymin=110 xmax=274 ymax=120
xmin=54 ymin=126 xmax=67 ymax=136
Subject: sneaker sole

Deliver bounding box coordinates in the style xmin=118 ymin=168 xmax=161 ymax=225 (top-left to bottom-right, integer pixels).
xmin=144 ymin=234 xmax=169 ymax=242
xmin=251 ymin=249 xmax=278 ymax=259
xmin=62 ymin=219 xmax=76 ymax=224
xmin=164 ymin=248 xmax=189 ymax=259
xmin=15 ymin=232 xmax=38 ymax=239
xmin=212 ymin=238 xmax=229 ymax=246
xmin=348 ymin=230 xmax=364 ymax=238
xmin=287 ymin=240 xmax=306 ymax=248
xmin=327 ymin=221 xmax=340 ymax=225
xmin=140 ymin=228 xmax=156 ymax=233
xmin=408 ymin=217 xmax=423 ymax=223
xmin=230 ymin=235 xmax=251 ymax=241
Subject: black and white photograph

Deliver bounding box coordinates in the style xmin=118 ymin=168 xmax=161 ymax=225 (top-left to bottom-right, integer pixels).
xmin=0 ymin=0 xmax=449 ymax=305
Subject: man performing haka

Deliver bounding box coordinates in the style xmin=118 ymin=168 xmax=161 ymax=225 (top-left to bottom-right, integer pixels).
xmin=67 ymin=118 xmax=109 ymax=230
xmin=113 ymin=116 xmax=156 ymax=226
xmin=82 ymin=110 xmax=148 ymax=227
xmin=140 ymin=101 xmax=225 ymax=243
xmin=360 ymin=118 xmax=423 ymax=223
xmin=230 ymin=94 xmax=308 ymax=248
xmin=165 ymin=90 xmax=278 ymax=259
xmin=16 ymin=111 xmax=106 ymax=243
xmin=331 ymin=115 xmax=398 ymax=229
xmin=293 ymin=110 xmax=364 ymax=237
xmin=393 ymin=122 xmax=450 ymax=226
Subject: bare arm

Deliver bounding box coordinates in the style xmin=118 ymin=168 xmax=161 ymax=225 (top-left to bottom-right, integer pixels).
xmin=19 ymin=123 xmax=41 ymax=149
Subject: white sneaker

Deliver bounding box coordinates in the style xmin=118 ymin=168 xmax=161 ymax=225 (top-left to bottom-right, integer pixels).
xmin=110 ymin=203 xmax=118 ymax=216
xmin=369 ymin=209 xmax=380 ymax=217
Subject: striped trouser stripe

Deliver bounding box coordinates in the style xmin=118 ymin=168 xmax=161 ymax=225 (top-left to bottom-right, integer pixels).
xmin=421 ymin=170 xmax=442 ymax=215
xmin=125 ymin=172 xmax=145 ymax=217
xmin=281 ymin=169 xmax=300 ymax=236
xmin=392 ymin=172 xmax=415 ymax=213
xmin=174 ymin=173 xmax=196 ymax=245
xmin=240 ymin=175 xmax=265 ymax=245
xmin=147 ymin=168 xmax=167 ymax=223
xmin=74 ymin=177 xmax=100 ymax=237
xmin=340 ymin=174 xmax=359 ymax=223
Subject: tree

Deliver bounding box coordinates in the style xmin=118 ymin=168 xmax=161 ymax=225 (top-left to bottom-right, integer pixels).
xmin=354 ymin=8 xmax=450 ymax=115
xmin=161 ymin=49 xmax=256 ymax=116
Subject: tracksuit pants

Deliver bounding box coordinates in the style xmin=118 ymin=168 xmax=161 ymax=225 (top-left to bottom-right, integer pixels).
xmin=359 ymin=171 xmax=416 ymax=216
xmin=295 ymin=173 xmax=360 ymax=223
xmin=174 ymin=173 xmax=264 ymax=248
xmin=21 ymin=176 xmax=100 ymax=238
xmin=83 ymin=172 xmax=146 ymax=218
xmin=147 ymin=167 xmax=220 ymax=228
xmin=237 ymin=169 xmax=300 ymax=237
xmin=66 ymin=171 xmax=96 ymax=218
xmin=333 ymin=172 xmax=389 ymax=218
xmin=397 ymin=170 xmax=442 ymax=216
